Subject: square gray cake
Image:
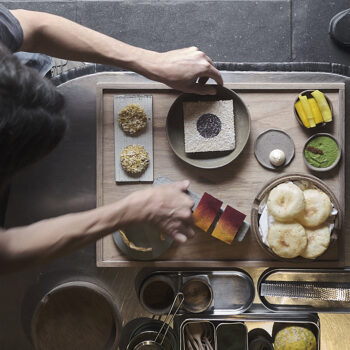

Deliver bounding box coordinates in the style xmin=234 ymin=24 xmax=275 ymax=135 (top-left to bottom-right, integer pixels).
xmin=183 ymin=100 xmax=235 ymax=153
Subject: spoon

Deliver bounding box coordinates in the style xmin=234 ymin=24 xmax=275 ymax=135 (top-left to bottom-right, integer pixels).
xmin=202 ymin=323 xmax=214 ymax=350
xmin=186 ymin=338 xmax=194 ymax=350
xmin=187 ymin=323 xmax=204 ymax=350
xmin=185 ymin=325 xmax=200 ymax=350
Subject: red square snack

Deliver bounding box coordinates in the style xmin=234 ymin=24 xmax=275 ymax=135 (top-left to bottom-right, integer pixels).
xmin=192 ymin=192 xmax=222 ymax=232
xmin=211 ymin=205 xmax=246 ymax=245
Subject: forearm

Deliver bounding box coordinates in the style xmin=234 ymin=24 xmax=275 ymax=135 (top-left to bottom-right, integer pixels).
xmin=11 ymin=9 xmax=223 ymax=94
xmin=0 ymin=197 xmax=130 ymax=273
xmin=12 ymin=10 xmax=154 ymax=76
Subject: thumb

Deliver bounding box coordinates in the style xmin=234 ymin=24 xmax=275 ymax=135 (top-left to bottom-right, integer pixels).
xmin=191 ymin=83 xmax=217 ymax=96
xmin=175 ymin=179 xmax=190 ymax=191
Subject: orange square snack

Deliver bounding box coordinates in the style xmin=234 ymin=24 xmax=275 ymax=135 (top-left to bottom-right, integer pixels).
xmin=192 ymin=192 xmax=222 ymax=232
xmin=212 ymin=205 xmax=246 ymax=244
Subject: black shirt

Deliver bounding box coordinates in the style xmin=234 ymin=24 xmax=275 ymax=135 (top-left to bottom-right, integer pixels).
xmin=0 ymin=4 xmax=23 ymax=52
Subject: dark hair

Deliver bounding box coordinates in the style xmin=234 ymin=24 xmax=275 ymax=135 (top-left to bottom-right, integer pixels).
xmin=0 ymin=43 xmax=66 ymax=181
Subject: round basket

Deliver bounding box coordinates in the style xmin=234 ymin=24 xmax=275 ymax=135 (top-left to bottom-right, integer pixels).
xmin=251 ymin=173 xmax=342 ymax=261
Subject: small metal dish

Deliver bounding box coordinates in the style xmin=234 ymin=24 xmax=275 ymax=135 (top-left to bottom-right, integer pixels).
xmin=216 ymin=322 xmax=247 ymax=350
xmin=293 ymin=90 xmax=333 ymax=130
xmin=303 ymin=133 xmax=341 ymax=172
xmin=181 ymin=276 xmax=213 ymax=313
xmin=139 ymin=275 xmax=176 ymax=315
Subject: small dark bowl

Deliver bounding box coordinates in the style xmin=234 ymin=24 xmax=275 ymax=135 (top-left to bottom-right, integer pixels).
xmin=303 ymin=133 xmax=341 ymax=172
xmin=294 ymin=90 xmax=333 ymax=130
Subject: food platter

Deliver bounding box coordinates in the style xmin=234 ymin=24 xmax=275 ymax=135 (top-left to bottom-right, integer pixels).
xmin=166 ymin=85 xmax=251 ymax=169
xmin=96 ymin=79 xmax=345 ymax=267
xmin=251 ymin=173 xmax=342 ymax=262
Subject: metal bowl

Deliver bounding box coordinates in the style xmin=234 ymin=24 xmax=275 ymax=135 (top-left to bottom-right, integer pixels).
xmin=181 ymin=277 xmax=213 ymax=313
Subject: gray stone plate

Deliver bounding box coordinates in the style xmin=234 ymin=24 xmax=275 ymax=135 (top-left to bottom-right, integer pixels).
xmin=112 ymin=224 xmax=172 ymax=261
xmin=166 ymin=86 xmax=251 ymax=169
xmin=254 ymin=129 xmax=295 ymax=170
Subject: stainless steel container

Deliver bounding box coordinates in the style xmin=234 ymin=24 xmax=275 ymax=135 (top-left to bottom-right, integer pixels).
xmin=216 ymin=322 xmax=247 ymax=350
xmin=258 ymin=268 xmax=350 ymax=313
xmin=136 ymin=269 xmax=255 ymax=315
xmin=175 ymin=310 xmax=320 ymax=350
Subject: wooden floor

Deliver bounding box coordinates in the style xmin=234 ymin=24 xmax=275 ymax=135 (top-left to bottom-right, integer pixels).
xmin=320 ymin=314 xmax=350 ymax=349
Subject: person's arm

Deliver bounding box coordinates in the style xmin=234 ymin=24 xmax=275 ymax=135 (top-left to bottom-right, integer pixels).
xmin=11 ymin=9 xmax=223 ymax=95
xmin=0 ymin=181 xmax=194 ymax=273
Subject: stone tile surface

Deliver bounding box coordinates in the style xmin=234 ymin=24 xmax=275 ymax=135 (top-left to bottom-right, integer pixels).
xmin=76 ymin=0 xmax=291 ymax=62
xmin=292 ymin=0 xmax=350 ymax=64
xmin=1 ymin=1 xmax=76 ymax=21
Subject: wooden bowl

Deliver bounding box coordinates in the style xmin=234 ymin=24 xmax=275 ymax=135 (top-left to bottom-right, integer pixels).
xmin=166 ymin=85 xmax=251 ymax=169
xmin=31 ymin=281 xmax=122 ymax=350
xmin=294 ymin=90 xmax=333 ymax=130
xmin=251 ymin=173 xmax=342 ymax=262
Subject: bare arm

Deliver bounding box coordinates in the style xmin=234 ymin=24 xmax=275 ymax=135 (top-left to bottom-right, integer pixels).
xmin=11 ymin=9 xmax=223 ymax=95
xmin=0 ymin=181 xmax=194 ymax=273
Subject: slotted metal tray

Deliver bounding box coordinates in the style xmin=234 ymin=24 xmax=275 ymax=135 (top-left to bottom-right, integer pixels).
xmin=135 ymin=269 xmax=255 ymax=315
xmin=258 ymin=268 xmax=350 ymax=313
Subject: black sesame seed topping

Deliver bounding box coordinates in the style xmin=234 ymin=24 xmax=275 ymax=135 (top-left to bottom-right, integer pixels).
xmin=196 ymin=113 xmax=222 ymax=138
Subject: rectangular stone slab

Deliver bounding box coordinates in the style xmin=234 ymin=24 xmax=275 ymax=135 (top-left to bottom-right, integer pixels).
xmin=114 ymin=95 xmax=153 ymax=183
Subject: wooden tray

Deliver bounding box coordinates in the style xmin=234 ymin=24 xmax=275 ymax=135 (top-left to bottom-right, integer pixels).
xmin=96 ymin=82 xmax=345 ymax=267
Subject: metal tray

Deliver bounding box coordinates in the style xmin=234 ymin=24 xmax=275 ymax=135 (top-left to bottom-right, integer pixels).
xmin=175 ymin=308 xmax=320 ymax=350
xmin=258 ymin=268 xmax=350 ymax=313
xmin=135 ymin=269 xmax=255 ymax=315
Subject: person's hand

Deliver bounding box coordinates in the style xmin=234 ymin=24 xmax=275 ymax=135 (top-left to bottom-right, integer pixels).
xmin=125 ymin=180 xmax=195 ymax=243
xmin=140 ymin=47 xmax=223 ymax=95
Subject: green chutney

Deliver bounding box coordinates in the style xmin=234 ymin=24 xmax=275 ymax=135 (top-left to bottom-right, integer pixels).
xmin=304 ymin=136 xmax=339 ymax=168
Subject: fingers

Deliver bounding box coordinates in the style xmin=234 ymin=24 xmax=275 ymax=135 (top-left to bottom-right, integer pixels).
xmin=173 ymin=233 xmax=188 ymax=243
xmin=205 ymin=55 xmax=215 ymax=66
xmin=170 ymin=224 xmax=195 ymax=243
xmin=198 ymin=64 xmax=223 ymax=86
xmin=183 ymin=46 xmax=223 ymax=87
xmin=188 ymin=83 xmax=217 ymax=96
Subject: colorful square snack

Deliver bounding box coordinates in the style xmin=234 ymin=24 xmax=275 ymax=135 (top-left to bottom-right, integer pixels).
xmin=193 ymin=192 xmax=223 ymax=232
xmin=211 ymin=205 xmax=246 ymax=245
xmin=183 ymin=100 xmax=235 ymax=153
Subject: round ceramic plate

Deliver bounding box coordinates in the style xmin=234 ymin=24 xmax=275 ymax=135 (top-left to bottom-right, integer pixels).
xmin=166 ymin=86 xmax=251 ymax=169
xmin=254 ymin=129 xmax=295 ymax=170
xmin=112 ymin=223 xmax=173 ymax=261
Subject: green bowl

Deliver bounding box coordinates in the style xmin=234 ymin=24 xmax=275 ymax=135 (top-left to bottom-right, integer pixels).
xmin=303 ymin=133 xmax=341 ymax=172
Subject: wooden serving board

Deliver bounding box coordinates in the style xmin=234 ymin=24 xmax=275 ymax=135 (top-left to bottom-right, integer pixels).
xmin=96 ymin=82 xmax=345 ymax=267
